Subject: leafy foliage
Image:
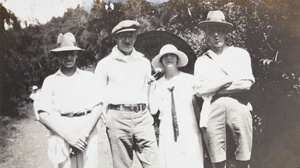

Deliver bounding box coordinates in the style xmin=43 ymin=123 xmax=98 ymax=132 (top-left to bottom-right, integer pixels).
xmin=0 ymin=6 xmax=88 ymax=116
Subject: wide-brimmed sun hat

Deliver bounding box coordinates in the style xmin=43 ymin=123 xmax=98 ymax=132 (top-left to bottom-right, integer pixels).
xmin=152 ymin=44 xmax=188 ymax=69
xmin=112 ymin=20 xmax=140 ymax=34
xmin=199 ymin=10 xmax=233 ymax=30
xmin=50 ymin=32 xmax=84 ymax=53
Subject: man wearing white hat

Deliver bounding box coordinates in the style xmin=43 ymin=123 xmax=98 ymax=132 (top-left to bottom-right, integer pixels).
xmin=194 ymin=11 xmax=255 ymax=168
xmin=94 ymin=20 xmax=159 ymax=168
xmin=37 ymin=32 xmax=103 ymax=168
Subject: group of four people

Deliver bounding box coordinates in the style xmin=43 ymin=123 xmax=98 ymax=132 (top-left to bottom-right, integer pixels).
xmin=35 ymin=10 xmax=255 ymax=168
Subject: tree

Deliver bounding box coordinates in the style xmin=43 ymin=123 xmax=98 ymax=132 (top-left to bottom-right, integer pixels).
xmin=0 ymin=3 xmax=22 ymax=116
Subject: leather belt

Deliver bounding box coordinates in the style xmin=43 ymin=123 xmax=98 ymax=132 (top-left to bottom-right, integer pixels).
xmin=108 ymin=104 xmax=146 ymax=112
xmin=61 ymin=110 xmax=91 ymax=117
xmin=212 ymin=91 xmax=249 ymax=105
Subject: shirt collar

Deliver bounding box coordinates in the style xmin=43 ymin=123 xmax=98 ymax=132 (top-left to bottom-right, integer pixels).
xmin=55 ymin=67 xmax=80 ymax=77
xmin=206 ymin=46 xmax=233 ymax=59
xmin=111 ymin=45 xmax=143 ymax=62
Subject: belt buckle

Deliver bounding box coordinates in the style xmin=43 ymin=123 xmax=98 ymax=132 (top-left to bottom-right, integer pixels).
xmin=68 ymin=113 xmax=74 ymax=118
xmin=135 ymin=104 xmax=143 ymax=112
xmin=119 ymin=105 xmax=125 ymax=111
xmin=83 ymin=111 xmax=87 ymax=116
xmin=132 ymin=105 xmax=138 ymax=112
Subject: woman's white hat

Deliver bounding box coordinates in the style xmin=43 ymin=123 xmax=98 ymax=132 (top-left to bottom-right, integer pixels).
xmin=199 ymin=10 xmax=233 ymax=30
xmin=50 ymin=32 xmax=84 ymax=53
xmin=151 ymin=44 xmax=188 ymax=69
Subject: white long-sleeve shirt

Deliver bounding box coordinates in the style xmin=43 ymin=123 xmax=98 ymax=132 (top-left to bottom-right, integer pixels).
xmin=94 ymin=45 xmax=152 ymax=105
xmin=194 ymin=46 xmax=255 ymax=95
xmin=38 ymin=68 xmax=102 ymax=114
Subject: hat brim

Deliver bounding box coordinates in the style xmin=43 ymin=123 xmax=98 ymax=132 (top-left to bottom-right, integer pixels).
xmin=152 ymin=50 xmax=188 ymax=69
xmin=50 ymin=46 xmax=84 ymax=53
xmin=199 ymin=21 xmax=233 ymax=30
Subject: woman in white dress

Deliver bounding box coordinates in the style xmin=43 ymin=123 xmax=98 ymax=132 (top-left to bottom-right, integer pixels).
xmin=150 ymin=44 xmax=204 ymax=168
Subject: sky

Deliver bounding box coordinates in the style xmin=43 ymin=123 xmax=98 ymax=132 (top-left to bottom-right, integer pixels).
xmin=1 ymin=0 xmax=92 ymax=28
xmin=0 ymin=0 xmax=168 ymax=28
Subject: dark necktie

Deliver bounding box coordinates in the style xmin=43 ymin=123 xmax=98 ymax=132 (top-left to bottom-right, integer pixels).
xmin=168 ymin=86 xmax=179 ymax=142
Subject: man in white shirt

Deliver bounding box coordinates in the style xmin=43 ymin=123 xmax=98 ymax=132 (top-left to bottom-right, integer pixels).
xmin=37 ymin=32 xmax=103 ymax=168
xmin=94 ymin=20 xmax=159 ymax=168
xmin=194 ymin=11 xmax=255 ymax=168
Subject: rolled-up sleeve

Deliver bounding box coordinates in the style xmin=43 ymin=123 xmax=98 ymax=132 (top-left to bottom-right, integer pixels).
xmin=235 ymin=50 xmax=255 ymax=83
xmin=38 ymin=77 xmax=54 ymax=114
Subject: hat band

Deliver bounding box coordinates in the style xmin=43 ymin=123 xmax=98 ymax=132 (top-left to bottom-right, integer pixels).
xmin=57 ymin=42 xmax=77 ymax=48
xmin=115 ymin=28 xmax=137 ymax=34
xmin=207 ymin=18 xmax=226 ymax=22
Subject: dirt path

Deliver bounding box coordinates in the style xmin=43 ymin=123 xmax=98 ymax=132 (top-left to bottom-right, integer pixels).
xmin=2 ymin=102 xmax=300 ymax=168
xmin=0 ymin=107 xmax=142 ymax=168
xmin=0 ymin=116 xmax=52 ymax=168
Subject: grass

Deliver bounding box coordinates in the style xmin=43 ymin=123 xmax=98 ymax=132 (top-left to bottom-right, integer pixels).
xmin=0 ymin=116 xmax=20 ymax=163
xmin=0 ymin=102 xmax=33 ymax=163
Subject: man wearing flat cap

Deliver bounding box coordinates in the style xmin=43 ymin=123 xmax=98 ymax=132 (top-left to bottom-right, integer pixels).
xmin=194 ymin=11 xmax=255 ymax=168
xmin=37 ymin=32 xmax=103 ymax=168
xmin=95 ymin=20 xmax=159 ymax=168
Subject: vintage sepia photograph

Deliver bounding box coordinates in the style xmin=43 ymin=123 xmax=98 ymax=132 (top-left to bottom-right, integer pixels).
xmin=0 ymin=0 xmax=299 ymax=168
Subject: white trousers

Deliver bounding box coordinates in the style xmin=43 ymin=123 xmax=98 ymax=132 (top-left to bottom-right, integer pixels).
xmin=47 ymin=113 xmax=98 ymax=168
